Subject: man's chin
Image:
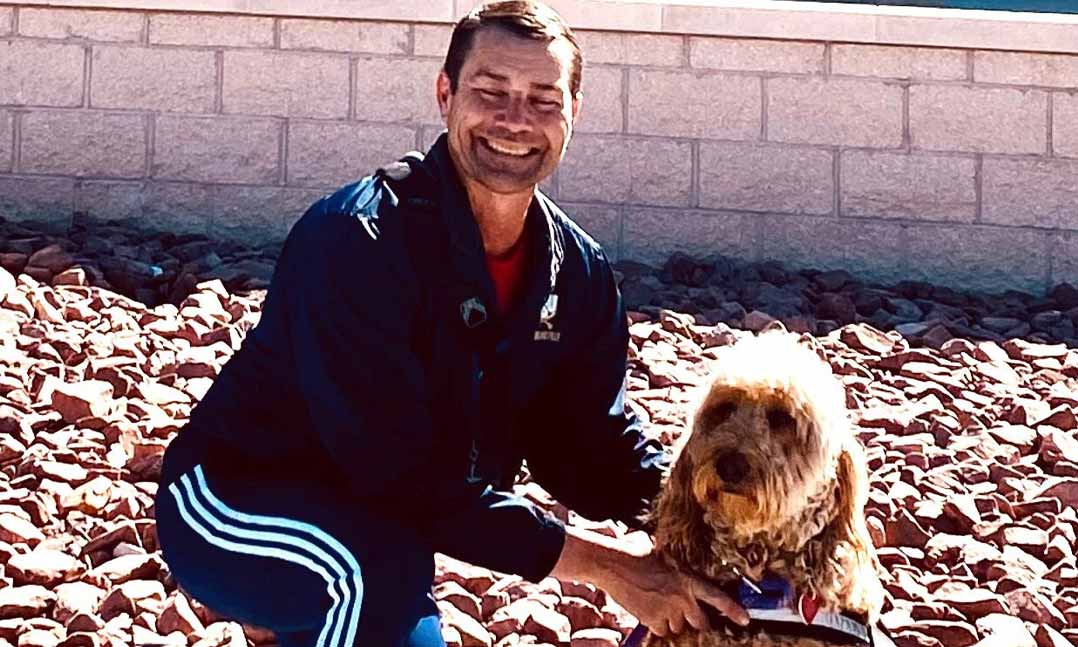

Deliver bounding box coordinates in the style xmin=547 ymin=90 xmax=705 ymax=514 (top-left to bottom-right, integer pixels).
xmin=472 ymin=165 xmax=548 ymax=195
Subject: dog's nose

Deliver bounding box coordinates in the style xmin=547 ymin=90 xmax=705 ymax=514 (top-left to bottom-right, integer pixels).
xmin=715 ymin=451 xmax=751 ymax=485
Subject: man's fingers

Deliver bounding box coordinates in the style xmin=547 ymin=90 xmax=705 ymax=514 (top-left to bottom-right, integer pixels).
xmin=668 ymin=613 xmax=686 ymax=635
xmin=683 ymin=599 xmax=711 ymax=632
xmin=691 ymin=578 xmax=751 ymax=626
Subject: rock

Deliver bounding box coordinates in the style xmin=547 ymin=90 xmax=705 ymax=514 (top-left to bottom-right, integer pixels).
xmin=53 ymin=583 xmax=106 ymax=625
xmin=157 ymin=593 xmax=204 ymax=636
xmin=974 ymin=613 xmax=1036 ymax=647
xmin=7 ymin=550 xmax=82 ymax=587
xmin=88 ymin=555 xmax=160 ymax=585
xmin=0 ymin=586 xmax=56 ymax=620
xmin=48 ymin=381 xmax=114 ymax=424
xmin=570 ymin=627 xmax=622 ymax=646
xmin=0 ymin=514 xmax=44 ymax=547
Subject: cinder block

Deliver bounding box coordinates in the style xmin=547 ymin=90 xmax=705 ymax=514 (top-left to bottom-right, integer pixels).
xmin=153 ymin=115 xmax=280 ymax=185
xmin=831 ymin=44 xmax=967 ymax=81
xmin=353 ymin=56 xmax=444 ymax=124
xmin=576 ymin=65 xmax=623 ymax=134
xmin=148 ymin=13 xmax=274 ymax=48
xmin=0 ymin=110 xmax=11 ymax=173
xmin=841 ymin=150 xmax=976 ymax=223
xmin=699 ymin=142 xmax=833 ymax=215
xmin=224 ymin=50 xmax=350 ymax=119
xmin=559 ymin=203 xmax=621 ymax=260
xmin=20 ymin=110 xmax=145 ymax=178
xmin=141 ymin=182 xmax=212 ymax=236
xmin=910 ymin=84 xmax=1047 ymax=155
xmin=758 ymin=214 xmax=910 ymax=287
xmin=0 ymin=176 xmax=75 ymax=229
xmin=974 ymin=51 xmax=1078 ymax=89
xmin=1055 ymin=92 xmax=1078 ymax=158
xmin=287 ymin=121 xmax=416 ymax=187
xmin=0 ymin=40 xmax=84 ymax=106
xmin=559 ymin=135 xmax=692 ymax=207
xmin=690 ymin=37 xmax=823 ymax=74
xmin=414 ymin=24 xmax=453 ymax=57
xmin=768 ymin=77 xmax=903 ymax=148
xmin=75 ymin=180 xmax=145 ymax=222
xmin=905 ymin=222 xmax=1049 ymax=295
xmin=622 ymin=208 xmax=759 ymax=268
xmin=142 ymin=182 xmax=321 ymax=243
xmin=1050 ymin=231 xmax=1078 ymax=289
xmin=628 ymin=69 xmax=759 ymax=140
xmin=280 ymin=18 xmax=409 ymax=54
xmin=577 ymin=30 xmax=683 ymax=66
xmin=981 ymin=157 xmax=1078 ymax=229
xmin=91 ymin=46 xmax=216 ymax=113
xmin=209 ymin=185 xmax=328 ymax=246
xmin=18 ymin=7 xmax=143 ymax=42
xmin=0 ymin=8 xmax=12 ymax=36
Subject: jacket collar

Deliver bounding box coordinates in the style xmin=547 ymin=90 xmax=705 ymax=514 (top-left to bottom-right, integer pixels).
xmin=422 ymin=132 xmax=564 ymax=332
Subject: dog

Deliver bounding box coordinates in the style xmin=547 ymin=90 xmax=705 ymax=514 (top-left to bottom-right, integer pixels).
xmin=643 ymin=332 xmax=886 ymax=647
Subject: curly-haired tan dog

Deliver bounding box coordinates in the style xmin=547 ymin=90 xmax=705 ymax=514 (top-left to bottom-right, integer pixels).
xmin=644 ymin=333 xmax=885 ymax=647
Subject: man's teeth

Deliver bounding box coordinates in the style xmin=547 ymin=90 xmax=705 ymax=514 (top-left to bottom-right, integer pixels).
xmin=485 ymin=139 xmax=531 ymax=156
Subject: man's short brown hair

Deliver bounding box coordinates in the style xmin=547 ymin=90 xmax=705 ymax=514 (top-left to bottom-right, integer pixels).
xmin=443 ymin=1 xmax=583 ymax=96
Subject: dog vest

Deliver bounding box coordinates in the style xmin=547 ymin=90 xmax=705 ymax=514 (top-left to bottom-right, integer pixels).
xmin=620 ymin=575 xmax=896 ymax=647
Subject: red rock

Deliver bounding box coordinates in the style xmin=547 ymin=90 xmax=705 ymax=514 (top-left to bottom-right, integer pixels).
xmin=556 ymin=596 xmax=603 ymax=632
xmin=1034 ymin=478 xmax=1078 ymax=508
xmin=911 ymin=620 xmax=978 ymax=646
xmin=434 ymin=581 xmax=481 ymax=620
xmin=1005 ymin=589 xmax=1067 ymax=629
xmin=0 ymin=586 xmax=56 ymax=619
xmin=48 ymin=381 xmax=114 ymax=424
xmin=0 ymin=514 xmax=44 ymax=547
xmin=939 ymin=589 xmax=1007 ymax=618
xmin=1034 ymin=625 xmax=1073 ymax=647
xmin=87 ymin=555 xmax=160 ymax=585
xmin=570 ymin=627 xmax=622 ymax=646
xmin=437 ymin=601 xmax=490 ymax=647
xmin=973 ymin=614 xmax=1037 ymax=647
xmin=7 ymin=550 xmax=81 ymax=587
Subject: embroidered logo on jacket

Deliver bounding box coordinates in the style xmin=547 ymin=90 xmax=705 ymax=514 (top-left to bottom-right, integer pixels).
xmin=534 ymin=294 xmax=560 ymax=342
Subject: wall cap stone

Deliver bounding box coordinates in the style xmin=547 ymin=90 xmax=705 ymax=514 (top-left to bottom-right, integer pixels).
xmin=6 ymin=0 xmax=1078 ymax=55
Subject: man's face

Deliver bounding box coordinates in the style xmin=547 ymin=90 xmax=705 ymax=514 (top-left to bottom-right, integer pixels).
xmin=437 ymin=27 xmax=581 ymax=196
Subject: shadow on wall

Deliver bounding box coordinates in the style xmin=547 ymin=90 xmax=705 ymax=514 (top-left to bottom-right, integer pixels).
xmin=615 ymin=252 xmax=1078 ymax=351
xmin=4 ymin=212 xmax=1078 ymax=352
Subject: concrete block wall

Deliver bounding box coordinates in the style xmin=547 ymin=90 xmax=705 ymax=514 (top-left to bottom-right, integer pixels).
xmin=1 ymin=1 xmax=1078 ymax=295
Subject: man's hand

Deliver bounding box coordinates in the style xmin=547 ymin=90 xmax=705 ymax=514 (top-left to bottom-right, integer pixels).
xmin=549 ymin=526 xmax=749 ymax=637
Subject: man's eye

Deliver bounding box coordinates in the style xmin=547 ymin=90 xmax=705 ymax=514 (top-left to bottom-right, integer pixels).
xmin=477 ymin=89 xmax=503 ymax=99
xmin=534 ymin=100 xmax=561 ymax=110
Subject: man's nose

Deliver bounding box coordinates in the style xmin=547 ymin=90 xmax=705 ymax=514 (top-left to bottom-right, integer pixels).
xmin=496 ymin=97 xmax=530 ymax=131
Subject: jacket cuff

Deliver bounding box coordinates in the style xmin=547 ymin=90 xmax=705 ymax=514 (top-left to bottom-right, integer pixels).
xmin=521 ymin=513 xmax=568 ymax=584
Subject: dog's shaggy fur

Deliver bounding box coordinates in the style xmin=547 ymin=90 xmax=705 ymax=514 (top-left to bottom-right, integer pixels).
xmin=643 ymin=333 xmax=885 ymax=647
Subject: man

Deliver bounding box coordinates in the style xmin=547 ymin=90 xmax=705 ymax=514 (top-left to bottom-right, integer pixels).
xmin=155 ymin=2 xmax=749 ymax=646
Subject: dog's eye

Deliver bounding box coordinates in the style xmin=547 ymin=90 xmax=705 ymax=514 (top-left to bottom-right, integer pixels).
xmin=766 ymin=408 xmax=795 ymax=431
xmin=708 ymin=402 xmax=737 ymax=427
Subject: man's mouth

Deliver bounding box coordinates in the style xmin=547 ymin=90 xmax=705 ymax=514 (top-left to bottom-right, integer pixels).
xmin=479 ymin=137 xmax=539 ymax=158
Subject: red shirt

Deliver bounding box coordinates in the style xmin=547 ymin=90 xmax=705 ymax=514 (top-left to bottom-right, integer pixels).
xmin=485 ymin=227 xmax=531 ymax=318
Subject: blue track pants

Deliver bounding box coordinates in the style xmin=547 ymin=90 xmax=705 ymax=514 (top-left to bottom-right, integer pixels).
xmin=154 ymin=459 xmax=446 ymax=647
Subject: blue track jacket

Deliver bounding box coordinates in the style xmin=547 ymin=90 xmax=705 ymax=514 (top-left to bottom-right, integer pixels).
xmin=165 ymin=133 xmax=670 ymax=583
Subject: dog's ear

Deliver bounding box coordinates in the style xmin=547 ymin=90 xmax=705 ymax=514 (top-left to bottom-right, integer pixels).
xmin=652 ymin=450 xmax=708 ymax=565
xmin=820 ymin=440 xmax=884 ymax=619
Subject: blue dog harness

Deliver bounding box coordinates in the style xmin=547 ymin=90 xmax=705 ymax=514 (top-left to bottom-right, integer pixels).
xmin=621 ymin=575 xmax=895 ymax=646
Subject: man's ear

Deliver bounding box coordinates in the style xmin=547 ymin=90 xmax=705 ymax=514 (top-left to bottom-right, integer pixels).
xmin=570 ymin=91 xmax=582 ymax=126
xmin=436 ymin=70 xmax=453 ymax=120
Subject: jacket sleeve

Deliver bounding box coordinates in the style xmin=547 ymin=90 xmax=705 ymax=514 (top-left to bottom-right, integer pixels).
xmin=278 ymin=197 xmax=567 ymax=583
xmin=276 ymin=197 xmax=436 ymax=502
xmin=522 ymin=251 xmax=671 ymax=532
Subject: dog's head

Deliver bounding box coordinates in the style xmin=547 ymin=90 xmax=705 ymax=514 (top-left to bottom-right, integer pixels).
xmin=655 ymin=332 xmax=881 ymax=614
xmin=674 ymin=333 xmax=853 ymax=538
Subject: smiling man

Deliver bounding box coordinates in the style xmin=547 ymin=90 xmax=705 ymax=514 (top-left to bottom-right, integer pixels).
xmin=154 ymin=2 xmax=748 ymax=646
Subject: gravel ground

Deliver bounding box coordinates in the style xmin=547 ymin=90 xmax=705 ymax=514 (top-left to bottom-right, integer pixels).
xmin=0 ymin=215 xmax=1076 ymax=647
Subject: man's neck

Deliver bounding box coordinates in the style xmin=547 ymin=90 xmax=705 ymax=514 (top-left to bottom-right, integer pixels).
xmin=462 ymin=179 xmax=534 ymax=257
